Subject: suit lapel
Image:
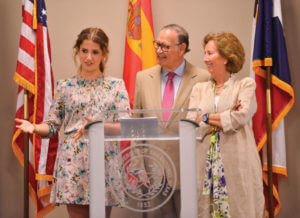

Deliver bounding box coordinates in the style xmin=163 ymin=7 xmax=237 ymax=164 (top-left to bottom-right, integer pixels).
xmin=148 ymin=67 xmax=163 ymax=121
xmin=173 ymin=62 xmax=194 ymax=107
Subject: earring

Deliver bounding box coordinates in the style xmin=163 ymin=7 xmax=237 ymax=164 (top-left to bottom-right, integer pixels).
xmin=224 ymin=61 xmax=227 ymax=64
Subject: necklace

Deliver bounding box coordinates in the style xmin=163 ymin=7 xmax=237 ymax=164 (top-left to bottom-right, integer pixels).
xmin=215 ymin=84 xmax=224 ymax=95
xmin=215 ymin=88 xmax=222 ymax=95
xmin=215 ymin=84 xmax=224 ymax=88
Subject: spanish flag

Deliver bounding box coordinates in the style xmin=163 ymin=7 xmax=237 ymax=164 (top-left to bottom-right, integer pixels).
xmin=123 ymin=0 xmax=157 ymax=108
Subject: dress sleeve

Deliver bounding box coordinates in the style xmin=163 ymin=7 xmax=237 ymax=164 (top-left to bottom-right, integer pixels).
xmin=114 ymin=79 xmax=130 ymax=120
xmin=187 ymin=83 xmax=210 ymax=140
xmin=44 ymin=80 xmax=65 ymax=137
xmin=220 ymin=77 xmax=257 ymax=133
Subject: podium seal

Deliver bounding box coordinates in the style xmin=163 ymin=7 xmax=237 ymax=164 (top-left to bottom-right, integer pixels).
xmin=108 ymin=144 xmax=177 ymax=212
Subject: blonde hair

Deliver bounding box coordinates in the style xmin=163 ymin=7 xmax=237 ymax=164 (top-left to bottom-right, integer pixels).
xmin=73 ymin=27 xmax=109 ymax=73
xmin=203 ymin=32 xmax=245 ymax=73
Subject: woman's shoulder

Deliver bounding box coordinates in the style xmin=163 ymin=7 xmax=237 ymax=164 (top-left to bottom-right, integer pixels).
xmin=229 ymin=76 xmax=256 ymax=94
xmin=56 ymin=75 xmax=77 ymax=87
xmin=104 ymin=75 xmax=123 ymax=82
xmin=234 ymin=76 xmax=256 ymax=88
xmin=192 ymin=80 xmax=211 ymax=90
xmin=103 ymin=75 xmax=125 ymax=86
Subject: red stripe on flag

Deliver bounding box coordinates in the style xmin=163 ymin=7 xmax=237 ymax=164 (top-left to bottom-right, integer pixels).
xmin=46 ymin=136 xmax=58 ymax=175
xmin=20 ymin=35 xmax=35 ymax=57
xmin=122 ymin=0 xmax=157 ymax=183
xmin=47 ymin=31 xmax=53 ymax=66
xmin=141 ymin=0 xmax=155 ymax=30
xmin=123 ymin=0 xmax=156 ymax=108
xmin=36 ymin=23 xmax=46 ymax=124
xmin=271 ymin=85 xmax=291 ymax=124
xmin=16 ymin=62 xmax=36 ymax=86
xmin=253 ymin=75 xmax=266 ymax=150
xmin=34 ymin=23 xmax=46 ymax=172
xmin=253 ymin=74 xmax=293 ymax=151
xmin=123 ymin=41 xmax=142 ymax=108
xmin=23 ymin=10 xmax=33 ymax=28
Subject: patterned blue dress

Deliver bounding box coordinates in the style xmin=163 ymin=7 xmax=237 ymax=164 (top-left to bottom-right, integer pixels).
xmin=44 ymin=74 xmax=130 ymax=206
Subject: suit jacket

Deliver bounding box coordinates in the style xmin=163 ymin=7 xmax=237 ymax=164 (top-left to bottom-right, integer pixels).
xmin=133 ymin=61 xmax=210 ymax=190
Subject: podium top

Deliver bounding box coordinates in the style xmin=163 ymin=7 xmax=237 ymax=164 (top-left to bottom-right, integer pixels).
xmin=85 ymin=108 xmax=201 ymax=141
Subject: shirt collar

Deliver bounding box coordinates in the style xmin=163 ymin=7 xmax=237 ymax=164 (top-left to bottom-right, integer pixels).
xmin=162 ymin=59 xmax=186 ymax=78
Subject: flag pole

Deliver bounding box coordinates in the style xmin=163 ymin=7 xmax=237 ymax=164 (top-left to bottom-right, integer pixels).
xmin=24 ymin=0 xmax=37 ymax=216
xmin=23 ymin=89 xmax=29 ymax=218
xmin=266 ymin=66 xmax=274 ymax=218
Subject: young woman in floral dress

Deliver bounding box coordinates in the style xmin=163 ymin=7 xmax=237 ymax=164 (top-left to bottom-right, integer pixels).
xmin=15 ymin=27 xmax=130 ymax=218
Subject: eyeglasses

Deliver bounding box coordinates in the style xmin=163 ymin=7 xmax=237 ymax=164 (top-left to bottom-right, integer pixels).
xmin=153 ymin=41 xmax=181 ymax=52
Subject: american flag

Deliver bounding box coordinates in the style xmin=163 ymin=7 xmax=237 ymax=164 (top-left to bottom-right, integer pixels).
xmin=12 ymin=0 xmax=58 ymax=216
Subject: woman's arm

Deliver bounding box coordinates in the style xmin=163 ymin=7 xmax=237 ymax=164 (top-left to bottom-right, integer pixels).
xmin=206 ymin=100 xmax=242 ymax=128
xmin=219 ymin=78 xmax=257 ymax=133
xmin=207 ymin=113 xmax=222 ymax=128
xmin=43 ymin=80 xmax=66 ymax=137
xmin=15 ymin=118 xmax=50 ymax=137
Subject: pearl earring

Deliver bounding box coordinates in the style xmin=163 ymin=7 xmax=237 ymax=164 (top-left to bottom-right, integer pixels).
xmin=224 ymin=61 xmax=227 ymax=64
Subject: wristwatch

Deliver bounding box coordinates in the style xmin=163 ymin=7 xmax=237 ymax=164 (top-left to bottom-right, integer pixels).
xmin=202 ymin=113 xmax=209 ymax=124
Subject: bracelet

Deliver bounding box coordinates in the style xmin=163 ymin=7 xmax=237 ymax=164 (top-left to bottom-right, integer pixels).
xmin=33 ymin=124 xmax=39 ymax=133
xmin=48 ymin=126 xmax=54 ymax=137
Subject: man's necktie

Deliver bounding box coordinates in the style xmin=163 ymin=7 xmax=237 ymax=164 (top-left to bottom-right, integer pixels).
xmin=162 ymin=72 xmax=175 ymax=122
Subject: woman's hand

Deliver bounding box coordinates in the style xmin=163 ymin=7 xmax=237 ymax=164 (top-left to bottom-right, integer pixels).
xmin=205 ymin=125 xmax=221 ymax=136
xmin=74 ymin=116 xmax=93 ymax=141
xmin=15 ymin=118 xmax=35 ymax=134
xmin=195 ymin=113 xmax=204 ymax=124
xmin=232 ymin=100 xmax=243 ymax=111
xmin=205 ymin=126 xmax=214 ymax=136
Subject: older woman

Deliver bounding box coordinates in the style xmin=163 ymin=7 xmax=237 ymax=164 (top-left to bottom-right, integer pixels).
xmin=187 ymin=32 xmax=264 ymax=217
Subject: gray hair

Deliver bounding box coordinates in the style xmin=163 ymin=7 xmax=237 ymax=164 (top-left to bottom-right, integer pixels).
xmin=161 ymin=24 xmax=190 ymax=53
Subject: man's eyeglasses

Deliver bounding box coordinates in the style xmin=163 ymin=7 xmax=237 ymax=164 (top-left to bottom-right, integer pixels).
xmin=153 ymin=41 xmax=181 ymax=52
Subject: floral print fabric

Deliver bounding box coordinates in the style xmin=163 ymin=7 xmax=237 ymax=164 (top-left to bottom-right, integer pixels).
xmin=203 ymin=131 xmax=230 ymax=217
xmin=44 ymin=74 xmax=130 ymax=206
xmin=202 ymin=82 xmax=230 ymax=217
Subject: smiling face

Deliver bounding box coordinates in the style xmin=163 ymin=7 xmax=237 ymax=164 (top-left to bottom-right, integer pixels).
xmin=155 ymin=28 xmax=186 ymax=72
xmin=78 ymin=39 xmax=103 ymax=76
xmin=203 ymin=40 xmax=228 ymax=78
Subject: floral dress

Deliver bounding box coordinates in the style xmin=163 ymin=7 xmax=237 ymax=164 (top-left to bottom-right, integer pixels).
xmin=44 ymin=74 xmax=130 ymax=206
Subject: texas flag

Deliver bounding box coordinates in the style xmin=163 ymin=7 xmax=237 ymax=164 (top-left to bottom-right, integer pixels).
xmin=250 ymin=0 xmax=294 ymax=216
